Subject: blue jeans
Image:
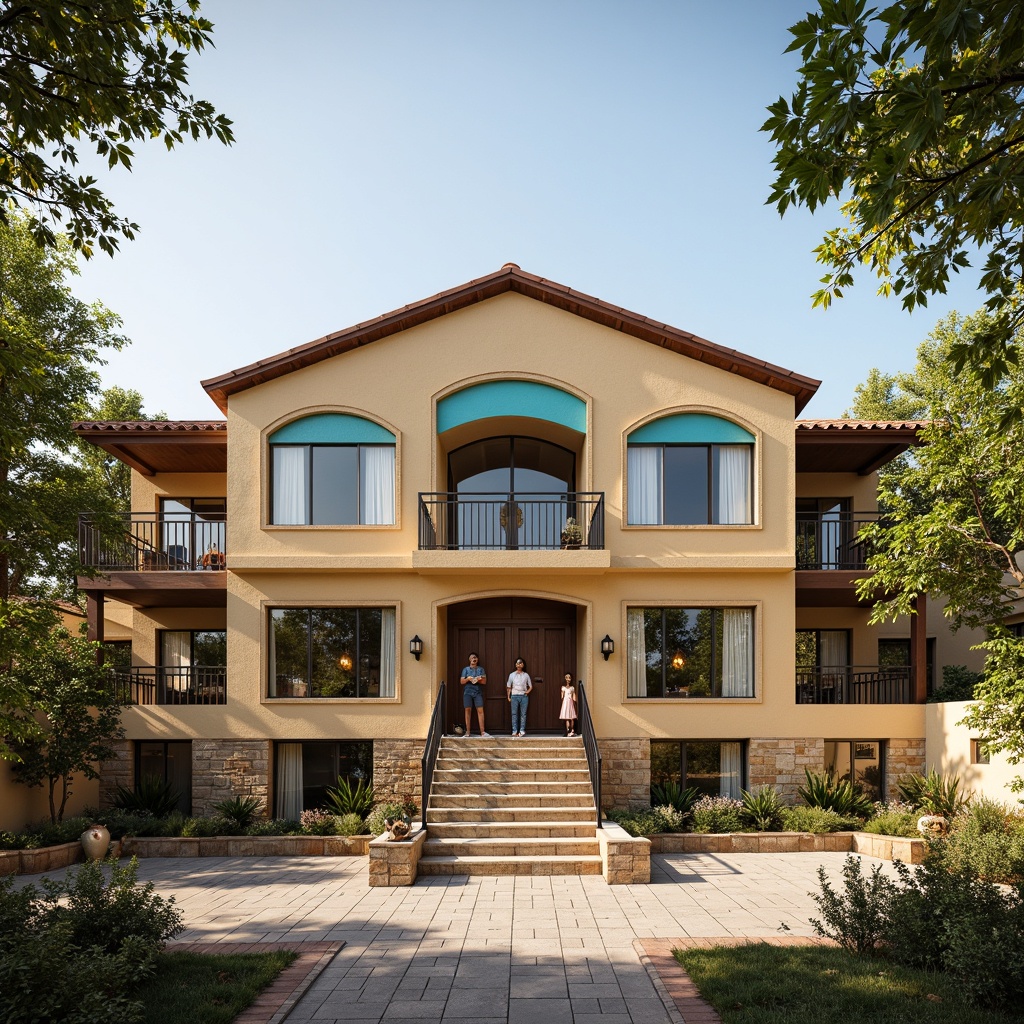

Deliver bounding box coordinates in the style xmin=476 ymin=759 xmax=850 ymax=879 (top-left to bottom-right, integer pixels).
xmin=510 ymin=693 xmax=528 ymax=733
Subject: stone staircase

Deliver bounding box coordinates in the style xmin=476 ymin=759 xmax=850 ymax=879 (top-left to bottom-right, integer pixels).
xmin=417 ymin=735 xmax=603 ymax=876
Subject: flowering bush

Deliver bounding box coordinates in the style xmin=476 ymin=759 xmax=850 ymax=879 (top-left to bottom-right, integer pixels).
xmin=691 ymin=795 xmax=745 ymax=834
xmin=299 ymin=809 xmax=337 ymax=836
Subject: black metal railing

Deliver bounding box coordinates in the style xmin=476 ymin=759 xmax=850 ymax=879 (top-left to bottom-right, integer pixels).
xmin=795 ymin=665 xmax=914 ymax=704
xmin=576 ymin=681 xmax=602 ymax=828
xmin=79 ymin=512 xmax=227 ymax=571
xmin=418 ymin=492 xmax=605 ymax=551
xmin=112 ymin=666 xmax=227 ymax=705
xmin=795 ymin=512 xmax=881 ymax=570
xmin=420 ymin=680 xmax=446 ymax=827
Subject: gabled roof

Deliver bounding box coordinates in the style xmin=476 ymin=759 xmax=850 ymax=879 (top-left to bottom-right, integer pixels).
xmin=72 ymin=420 xmax=227 ymax=475
xmin=201 ymin=264 xmax=821 ymax=413
xmin=796 ymin=419 xmax=925 ymax=475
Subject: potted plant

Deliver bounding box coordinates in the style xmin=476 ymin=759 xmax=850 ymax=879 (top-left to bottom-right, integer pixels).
xmin=561 ymin=517 xmax=582 ymax=549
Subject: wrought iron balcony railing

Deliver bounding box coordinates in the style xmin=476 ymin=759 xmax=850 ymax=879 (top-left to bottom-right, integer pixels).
xmin=795 ymin=665 xmax=913 ymax=704
xmin=418 ymin=492 xmax=605 ymax=551
xmin=112 ymin=666 xmax=227 ymax=705
xmin=79 ymin=512 xmax=227 ymax=572
xmin=796 ymin=512 xmax=881 ymax=571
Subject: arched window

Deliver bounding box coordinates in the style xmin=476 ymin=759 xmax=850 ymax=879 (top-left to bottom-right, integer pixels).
xmin=627 ymin=414 xmax=753 ymax=525
xmin=269 ymin=414 xmax=395 ymax=525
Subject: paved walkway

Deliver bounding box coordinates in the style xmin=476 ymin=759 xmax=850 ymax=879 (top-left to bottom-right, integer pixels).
xmin=23 ymin=851 xmax=902 ymax=1023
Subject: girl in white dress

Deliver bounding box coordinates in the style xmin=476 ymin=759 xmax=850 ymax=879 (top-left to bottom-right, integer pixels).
xmin=559 ymin=673 xmax=577 ymax=736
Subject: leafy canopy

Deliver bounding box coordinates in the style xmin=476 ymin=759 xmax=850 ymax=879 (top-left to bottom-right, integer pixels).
xmin=0 ymin=0 xmax=233 ymax=257
xmin=764 ymin=0 xmax=1024 ymax=383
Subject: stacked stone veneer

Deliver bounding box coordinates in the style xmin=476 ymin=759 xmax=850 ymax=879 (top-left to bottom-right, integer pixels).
xmin=748 ymin=738 xmax=825 ymax=805
xmin=373 ymin=739 xmax=423 ymax=807
xmin=885 ymin=738 xmax=926 ymax=794
xmin=192 ymin=739 xmax=270 ymax=817
xmin=98 ymin=738 xmax=133 ymax=808
xmin=599 ymin=739 xmax=650 ymax=811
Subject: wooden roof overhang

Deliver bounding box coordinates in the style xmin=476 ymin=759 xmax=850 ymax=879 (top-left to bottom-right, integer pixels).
xmin=72 ymin=421 xmax=227 ymax=476
xmin=201 ymin=264 xmax=821 ymax=414
xmin=796 ymin=420 xmax=925 ymax=475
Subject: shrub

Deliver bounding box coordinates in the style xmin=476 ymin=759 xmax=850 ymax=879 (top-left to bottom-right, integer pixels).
xmin=18 ymin=816 xmax=91 ymax=848
xmin=740 ymin=786 xmax=784 ymax=832
xmin=88 ymin=807 xmax=161 ymax=840
xmin=366 ymin=799 xmax=417 ymax=838
xmin=245 ymin=818 xmax=297 ymax=837
xmin=926 ymin=663 xmax=982 ymax=703
xmin=608 ymin=808 xmax=665 ymax=837
xmin=896 ymin=769 xmax=969 ymax=818
xmin=810 ymin=854 xmax=894 ymax=955
xmin=781 ymin=806 xmax=859 ymax=833
xmin=335 ymin=812 xmax=366 ymax=836
xmin=862 ymin=801 xmax=920 ymax=837
xmin=299 ymin=809 xmax=337 ymax=836
xmin=691 ymin=795 xmax=744 ymax=834
xmin=324 ymin=776 xmax=375 ymax=818
xmin=214 ymin=796 xmax=264 ymax=832
xmin=798 ymin=769 xmax=874 ymax=818
xmin=649 ymin=780 xmax=700 ymax=817
xmin=180 ymin=815 xmax=227 ymax=837
xmin=113 ymin=775 xmax=181 ymax=818
xmin=944 ymin=800 xmax=1024 ymax=883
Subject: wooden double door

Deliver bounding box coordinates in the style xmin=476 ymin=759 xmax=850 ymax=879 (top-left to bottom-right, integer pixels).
xmin=447 ymin=597 xmax=576 ymax=734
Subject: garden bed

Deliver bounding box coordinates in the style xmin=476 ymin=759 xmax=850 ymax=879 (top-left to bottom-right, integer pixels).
xmin=122 ymin=834 xmax=372 ymax=859
xmin=647 ymin=831 xmax=926 ymax=863
xmin=0 ymin=841 xmax=82 ymax=876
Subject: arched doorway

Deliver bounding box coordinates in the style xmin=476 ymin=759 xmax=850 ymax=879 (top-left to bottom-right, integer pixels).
xmin=447 ymin=596 xmax=577 ymax=734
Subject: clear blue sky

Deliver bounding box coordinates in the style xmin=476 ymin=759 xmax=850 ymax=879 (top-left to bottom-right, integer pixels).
xmin=74 ymin=0 xmax=984 ymax=421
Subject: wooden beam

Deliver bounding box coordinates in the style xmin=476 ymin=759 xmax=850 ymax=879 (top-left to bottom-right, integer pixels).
xmin=910 ymin=594 xmax=928 ymax=703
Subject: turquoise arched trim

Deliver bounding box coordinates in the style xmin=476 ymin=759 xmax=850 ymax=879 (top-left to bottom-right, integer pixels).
xmin=269 ymin=414 xmax=395 ymax=445
xmin=629 ymin=413 xmax=754 ymax=445
xmin=438 ymin=381 xmax=586 ymax=433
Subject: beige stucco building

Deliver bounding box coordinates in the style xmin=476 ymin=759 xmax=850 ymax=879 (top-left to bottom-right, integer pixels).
xmin=71 ymin=265 xmax=991 ymax=822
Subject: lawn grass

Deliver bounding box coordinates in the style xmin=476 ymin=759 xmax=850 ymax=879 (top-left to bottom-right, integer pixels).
xmin=674 ymin=943 xmax=1015 ymax=1024
xmin=135 ymin=949 xmax=299 ymax=1024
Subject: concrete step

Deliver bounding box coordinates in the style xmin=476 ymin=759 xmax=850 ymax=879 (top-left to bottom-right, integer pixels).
xmin=423 ymin=836 xmax=599 ymax=857
xmin=431 ymin=782 xmax=593 ymax=797
xmin=430 ymin=792 xmax=596 ymax=809
xmin=417 ymin=854 xmax=604 ymax=876
xmin=433 ymin=769 xmax=591 ymax=784
xmin=426 ymin=806 xmax=597 ymax=823
xmin=436 ymin=757 xmax=588 ymax=772
xmin=425 ymin=821 xmax=598 ymax=839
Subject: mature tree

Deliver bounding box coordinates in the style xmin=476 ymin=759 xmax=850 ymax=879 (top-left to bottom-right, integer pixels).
xmin=845 ymin=367 xmax=926 ymax=421
xmin=0 ymin=0 xmax=233 ymax=257
xmin=764 ymin=0 xmax=1024 ymax=382
xmin=0 ymin=213 xmax=126 ymax=604
xmin=852 ymin=308 xmax=1024 ymax=789
xmin=3 ymin=627 xmax=125 ymax=821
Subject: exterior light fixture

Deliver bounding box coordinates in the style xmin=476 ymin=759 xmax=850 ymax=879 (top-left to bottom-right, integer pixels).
xmin=601 ymin=635 xmax=615 ymax=661
xmin=671 ymin=651 xmax=687 ymax=671
xmin=338 ymin=653 xmax=353 ymax=672
xmin=409 ymin=635 xmax=424 ymax=661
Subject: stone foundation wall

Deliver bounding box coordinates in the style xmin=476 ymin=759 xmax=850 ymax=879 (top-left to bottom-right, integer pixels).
xmin=192 ymin=739 xmax=270 ymax=817
xmin=748 ymin=738 xmax=824 ymax=805
xmin=373 ymin=740 xmax=423 ymax=808
xmin=600 ymin=738 xmax=650 ymax=811
xmin=885 ymin=738 xmax=926 ymax=796
xmin=98 ymin=738 xmax=133 ymax=809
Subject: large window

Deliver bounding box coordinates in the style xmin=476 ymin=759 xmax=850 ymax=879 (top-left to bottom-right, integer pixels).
xmin=651 ymin=740 xmax=745 ymax=800
xmin=627 ymin=414 xmax=754 ymax=526
xmin=269 ymin=414 xmax=396 ymax=526
xmin=825 ymin=740 xmax=884 ymax=801
xmin=136 ymin=740 xmax=192 ymax=814
xmin=274 ymin=740 xmax=372 ymax=818
xmin=159 ymin=630 xmax=227 ymax=703
xmin=627 ymin=606 xmax=754 ymax=698
xmin=268 ymin=607 xmax=396 ymax=698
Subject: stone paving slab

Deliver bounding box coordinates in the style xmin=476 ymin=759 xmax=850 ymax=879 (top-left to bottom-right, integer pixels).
xmin=17 ymin=850 xmax=904 ymax=1023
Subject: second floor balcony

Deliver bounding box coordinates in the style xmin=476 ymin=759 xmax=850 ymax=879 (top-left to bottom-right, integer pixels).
xmin=79 ymin=512 xmax=227 ymax=572
xmin=113 ymin=665 xmax=227 ymax=706
xmin=418 ymin=492 xmax=605 ymax=551
xmin=796 ymin=511 xmax=881 ymax=571
xmin=796 ymin=665 xmax=913 ymax=704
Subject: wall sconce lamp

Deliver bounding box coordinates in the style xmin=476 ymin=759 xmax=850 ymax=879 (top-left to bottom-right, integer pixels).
xmin=409 ymin=635 xmax=424 ymax=661
xmin=601 ymin=635 xmax=615 ymax=661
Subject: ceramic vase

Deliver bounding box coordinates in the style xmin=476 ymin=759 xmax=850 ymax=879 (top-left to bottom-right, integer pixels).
xmin=81 ymin=823 xmax=111 ymax=860
xmin=917 ymin=814 xmax=949 ymax=838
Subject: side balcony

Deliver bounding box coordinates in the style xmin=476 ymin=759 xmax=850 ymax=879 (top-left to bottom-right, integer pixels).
xmin=795 ymin=666 xmax=913 ymax=705
xmin=113 ymin=666 xmax=227 ymax=706
xmin=795 ymin=512 xmax=879 ymax=607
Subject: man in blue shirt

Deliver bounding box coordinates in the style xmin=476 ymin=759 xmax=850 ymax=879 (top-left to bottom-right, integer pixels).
xmin=460 ymin=652 xmax=491 ymax=737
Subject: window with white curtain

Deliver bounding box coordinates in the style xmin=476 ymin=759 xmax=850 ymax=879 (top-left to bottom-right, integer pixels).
xmin=271 ymin=443 xmax=395 ymax=525
xmin=268 ymin=606 xmax=397 ymax=698
xmin=651 ymin=739 xmax=746 ymax=799
xmin=627 ymin=443 xmax=752 ymax=524
xmin=627 ymin=606 xmax=755 ymax=698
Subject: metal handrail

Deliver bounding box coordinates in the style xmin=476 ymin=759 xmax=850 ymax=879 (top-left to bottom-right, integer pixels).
xmin=418 ymin=492 xmax=605 ymax=551
xmin=795 ymin=665 xmax=913 ymax=704
xmin=420 ymin=680 xmax=446 ymax=827
xmin=111 ymin=665 xmax=227 ymax=705
xmin=576 ymin=681 xmax=602 ymax=828
xmin=79 ymin=512 xmax=227 ymax=572
xmin=795 ymin=512 xmax=882 ymax=571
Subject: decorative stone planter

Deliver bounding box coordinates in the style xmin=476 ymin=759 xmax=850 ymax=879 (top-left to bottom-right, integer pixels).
xmin=122 ymin=834 xmax=373 ymax=859
xmin=17 ymin=841 xmax=81 ymax=876
xmin=646 ymin=831 xmax=926 ymax=864
xmin=0 ymin=849 xmax=20 ymax=876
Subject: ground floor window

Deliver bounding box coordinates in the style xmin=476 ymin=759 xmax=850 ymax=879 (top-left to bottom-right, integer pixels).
xmin=273 ymin=740 xmax=373 ymax=818
xmin=268 ymin=607 xmax=396 ymax=698
xmin=627 ymin=607 xmax=754 ymax=698
xmin=651 ymin=739 xmax=745 ymax=800
xmin=136 ymin=740 xmax=192 ymax=814
xmin=825 ymin=739 xmax=884 ymax=801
